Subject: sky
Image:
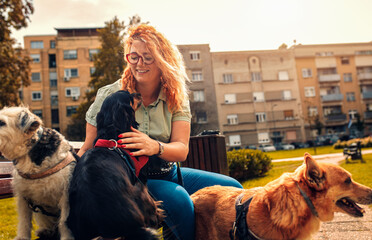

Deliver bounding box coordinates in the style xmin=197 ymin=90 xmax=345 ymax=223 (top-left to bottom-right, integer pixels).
xmin=12 ymin=0 xmax=372 ymax=52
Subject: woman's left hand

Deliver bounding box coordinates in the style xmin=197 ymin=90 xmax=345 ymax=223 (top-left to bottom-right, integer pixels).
xmin=117 ymin=126 xmax=159 ymax=157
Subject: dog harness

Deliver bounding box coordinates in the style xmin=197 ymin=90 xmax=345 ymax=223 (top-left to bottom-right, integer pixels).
xmin=230 ymin=182 xmax=319 ymax=240
xmin=94 ymin=139 xmax=149 ymax=177
xmin=230 ymin=194 xmax=262 ymax=240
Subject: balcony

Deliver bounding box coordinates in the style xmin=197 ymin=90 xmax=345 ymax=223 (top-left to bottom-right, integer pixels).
xmin=321 ymin=94 xmax=343 ymax=102
xmin=358 ymin=72 xmax=372 ymax=81
xmin=362 ymin=92 xmax=372 ymax=99
xmin=318 ymin=74 xmax=340 ymax=82
xmin=325 ymin=114 xmax=347 ymax=123
xmin=364 ymin=111 xmax=372 ymax=119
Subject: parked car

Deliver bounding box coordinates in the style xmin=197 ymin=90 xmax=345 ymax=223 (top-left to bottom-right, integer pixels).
xmin=258 ymin=144 xmax=276 ymax=152
xmin=290 ymin=142 xmax=309 ymax=149
xmin=246 ymin=145 xmax=257 ymax=150
xmin=273 ymin=143 xmax=284 ymax=150
xmin=282 ymin=143 xmax=295 ymax=150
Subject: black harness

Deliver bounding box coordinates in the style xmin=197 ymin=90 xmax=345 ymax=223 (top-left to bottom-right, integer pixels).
xmin=229 ymin=182 xmax=319 ymax=240
xmin=229 ymin=194 xmax=261 ymax=240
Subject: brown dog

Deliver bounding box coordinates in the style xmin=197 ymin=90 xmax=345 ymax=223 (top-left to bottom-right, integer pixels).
xmin=191 ymin=153 xmax=372 ymax=240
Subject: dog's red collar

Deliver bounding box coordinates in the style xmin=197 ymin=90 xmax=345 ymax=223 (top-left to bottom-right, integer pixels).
xmin=94 ymin=139 xmax=148 ymax=177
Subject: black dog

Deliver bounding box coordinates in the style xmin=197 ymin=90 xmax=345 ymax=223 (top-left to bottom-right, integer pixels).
xmin=67 ymin=90 xmax=162 ymax=240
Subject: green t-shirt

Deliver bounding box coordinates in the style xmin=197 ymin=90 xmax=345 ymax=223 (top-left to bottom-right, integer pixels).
xmin=86 ymin=80 xmax=191 ymax=143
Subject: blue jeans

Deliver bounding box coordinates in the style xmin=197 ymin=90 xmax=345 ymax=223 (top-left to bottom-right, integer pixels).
xmin=147 ymin=166 xmax=243 ymax=240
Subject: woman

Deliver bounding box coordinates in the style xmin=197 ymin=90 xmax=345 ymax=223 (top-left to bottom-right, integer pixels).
xmin=78 ymin=24 xmax=242 ymax=240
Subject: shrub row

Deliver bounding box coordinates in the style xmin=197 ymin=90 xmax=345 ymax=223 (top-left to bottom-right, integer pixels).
xmin=333 ymin=136 xmax=372 ymax=149
xmin=227 ymin=149 xmax=272 ymax=181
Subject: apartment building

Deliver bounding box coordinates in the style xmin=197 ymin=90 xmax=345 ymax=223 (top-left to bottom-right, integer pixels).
xmin=294 ymin=42 xmax=372 ymax=139
xmin=23 ymin=28 xmax=101 ymax=135
xmin=212 ymin=50 xmax=305 ymax=148
xmin=178 ymin=44 xmax=219 ymax=135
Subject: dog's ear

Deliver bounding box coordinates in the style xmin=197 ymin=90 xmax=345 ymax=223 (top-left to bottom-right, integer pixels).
xmin=18 ymin=110 xmax=41 ymax=134
xmin=304 ymin=152 xmax=326 ymax=191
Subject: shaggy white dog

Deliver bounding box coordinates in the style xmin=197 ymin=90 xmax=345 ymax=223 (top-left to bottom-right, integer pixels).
xmin=0 ymin=106 xmax=77 ymax=240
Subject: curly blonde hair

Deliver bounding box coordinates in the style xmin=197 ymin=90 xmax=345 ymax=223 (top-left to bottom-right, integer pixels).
xmin=121 ymin=24 xmax=189 ymax=112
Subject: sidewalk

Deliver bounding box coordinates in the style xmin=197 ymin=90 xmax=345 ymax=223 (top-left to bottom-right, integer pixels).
xmin=273 ymin=150 xmax=372 ymax=240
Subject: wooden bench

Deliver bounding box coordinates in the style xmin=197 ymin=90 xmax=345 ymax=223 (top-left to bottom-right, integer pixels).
xmin=0 ymin=135 xmax=229 ymax=198
xmin=0 ymin=161 xmax=13 ymax=199
xmin=343 ymin=141 xmax=365 ymax=163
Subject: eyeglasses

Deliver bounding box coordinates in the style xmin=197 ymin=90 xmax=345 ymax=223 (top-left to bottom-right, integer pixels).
xmin=126 ymin=53 xmax=155 ymax=65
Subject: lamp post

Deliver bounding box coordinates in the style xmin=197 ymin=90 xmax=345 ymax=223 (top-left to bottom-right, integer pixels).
xmin=271 ymin=103 xmax=278 ymax=144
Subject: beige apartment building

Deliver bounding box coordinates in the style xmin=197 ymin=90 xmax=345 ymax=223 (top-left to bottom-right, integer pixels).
xmin=23 ymin=28 xmax=101 ymax=135
xmin=178 ymin=44 xmax=220 ymax=135
xmin=294 ymin=42 xmax=372 ymax=140
xmin=212 ymin=50 xmax=305 ymax=149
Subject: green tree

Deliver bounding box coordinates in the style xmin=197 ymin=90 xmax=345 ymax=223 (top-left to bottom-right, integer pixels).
xmin=66 ymin=16 xmax=142 ymax=140
xmin=0 ymin=0 xmax=34 ymax=108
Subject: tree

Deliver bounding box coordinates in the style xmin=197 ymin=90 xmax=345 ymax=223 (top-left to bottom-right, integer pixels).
xmin=0 ymin=0 xmax=34 ymax=108
xmin=66 ymin=16 xmax=142 ymax=140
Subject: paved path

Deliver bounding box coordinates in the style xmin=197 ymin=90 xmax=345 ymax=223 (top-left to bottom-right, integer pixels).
xmin=273 ymin=150 xmax=372 ymax=240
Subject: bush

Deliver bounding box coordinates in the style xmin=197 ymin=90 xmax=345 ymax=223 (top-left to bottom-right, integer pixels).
xmin=227 ymin=149 xmax=272 ymax=181
xmin=333 ymin=136 xmax=372 ymax=149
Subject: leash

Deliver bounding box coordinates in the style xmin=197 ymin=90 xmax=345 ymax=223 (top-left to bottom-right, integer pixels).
xmin=17 ymin=151 xmax=76 ymax=180
xmin=295 ymin=181 xmax=319 ymax=218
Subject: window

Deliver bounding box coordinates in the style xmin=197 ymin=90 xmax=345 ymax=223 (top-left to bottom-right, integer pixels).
xmin=302 ymin=68 xmax=312 ymax=78
xmin=193 ymin=90 xmax=205 ymax=102
xmin=49 ymin=54 xmax=56 ymax=68
xmin=51 ymin=91 xmax=58 ymax=106
xmin=343 ymin=73 xmax=352 ymax=82
xmin=196 ymin=111 xmax=207 ymax=123
xmin=30 ymin=54 xmax=40 ymax=63
xmin=192 ymin=71 xmax=203 ymax=81
xmin=65 ymin=87 xmax=80 ymax=98
xmin=64 ymin=50 xmax=77 ymax=60
xmin=349 ymin=110 xmax=358 ymax=119
xmin=227 ymin=114 xmax=238 ymax=125
xmin=282 ymin=90 xmax=291 ymax=100
xmin=66 ymin=106 xmax=78 ymax=117
xmin=308 ymin=106 xmax=318 ymax=117
xmin=355 ymin=50 xmax=372 ymax=55
xmin=64 ymin=68 xmax=79 ymax=80
xmin=258 ymin=132 xmax=270 ymax=143
xmin=32 ymin=110 xmax=43 ymax=119
xmin=251 ymin=72 xmax=261 ymax=81
xmin=31 ymin=41 xmax=43 ymax=49
xmin=50 ymin=40 xmax=56 ymax=49
xmin=253 ymin=92 xmax=265 ymax=102
xmin=315 ymin=52 xmax=334 ymax=56
xmin=346 ymin=92 xmax=355 ymax=102
xmin=49 ymin=72 xmax=57 ymax=87
xmin=224 ymin=94 xmax=236 ymax=104
xmin=341 ymin=57 xmax=350 ymax=65
xmin=256 ymin=112 xmax=266 ymax=122
xmin=31 ymin=72 xmax=41 ymax=82
xmin=32 ymin=91 xmax=42 ymax=101
xmin=90 ymin=67 xmax=96 ymax=76
xmin=229 ymin=135 xmax=241 ymax=146
xmin=190 ymin=51 xmax=200 ymax=60
xmin=284 ymin=110 xmax=294 ymax=120
xmin=51 ymin=109 xmax=59 ymax=124
xmin=278 ymin=71 xmax=289 ymax=81
xmin=223 ymin=74 xmax=233 ymax=83
xmin=304 ymin=87 xmax=315 ymax=97
xmin=89 ymin=49 xmax=99 ymax=61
